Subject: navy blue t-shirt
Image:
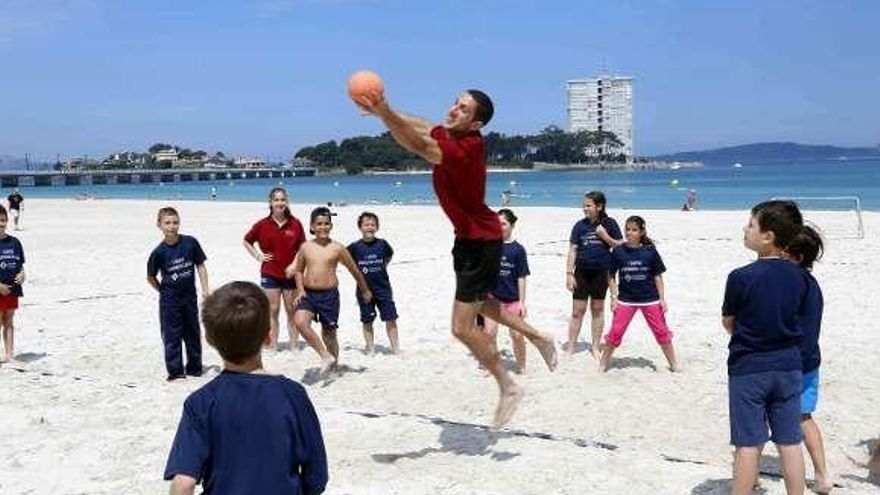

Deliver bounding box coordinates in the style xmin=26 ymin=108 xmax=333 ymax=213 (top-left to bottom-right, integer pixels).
xmin=347 ymin=238 xmax=394 ymax=300
xmin=490 ymin=240 xmax=530 ymax=303
xmin=0 ymin=235 xmax=25 ymax=297
xmin=800 ymin=271 xmax=823 ymax=373
xmin=610 ymin=244 xmax=666 ymax=303
xmin=164 ymin=371 xmax=328 ymax=495
xmin=569 ymin=217 xmax=622 ymax=270
xmin=722 ymin=258 xmax=808 ymax=376
xmin=147 ymin=235 xmax=207 ymax=302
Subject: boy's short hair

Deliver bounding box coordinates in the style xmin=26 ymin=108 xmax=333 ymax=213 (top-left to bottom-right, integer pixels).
xmin=357 ymin=211 xmax=379 ymax=228
xmin=201 ymin=281 xmax=270 ymax=364
xmin=0 ymin=204 xmax=7 ymax=219
xmin=156 ymin=206 xmax=179 ymax=223
xmin=751 ymin=200 xmax=803 ymax=249
xmin=466 ymin=89 xmax=494 ymax=126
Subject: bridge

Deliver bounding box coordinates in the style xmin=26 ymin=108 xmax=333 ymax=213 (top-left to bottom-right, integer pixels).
xmin=0 ymin=167 xmax=317 ymax=188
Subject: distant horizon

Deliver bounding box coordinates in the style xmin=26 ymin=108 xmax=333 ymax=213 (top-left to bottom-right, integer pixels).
xmin=1 ymin=1 xmax=877 ymax=160
xmin=3 ymin=139 xmax=879 ymax=166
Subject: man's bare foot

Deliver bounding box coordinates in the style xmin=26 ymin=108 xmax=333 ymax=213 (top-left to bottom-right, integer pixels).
xmin=364 ymin=345 xmax=374 ymax=356
xmin=598 ymin=355 xmax=610 ymax=372
xmin=533 ymin=336 xmax=558 ymax=371
xmin=812 ymin=476 xmax=833 ymax=494
xmin=319 ymin=354 xmax=336 ymax=373
xmin=493 ymin=382 xmax=524 ymax=429
xmin=668 ymin=362 xmax=681 ymax=373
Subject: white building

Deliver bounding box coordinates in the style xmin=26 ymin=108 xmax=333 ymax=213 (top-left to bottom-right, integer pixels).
xmin=152 ymin=148 xmax=179 ymax=164
xmin=234 ymin=156 xmax=267 ymax=169
xmin=566 ymin=75 xmax=634 ymax=159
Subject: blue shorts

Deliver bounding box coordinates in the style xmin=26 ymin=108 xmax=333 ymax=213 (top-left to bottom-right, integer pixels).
xmin=296 ymin=288 xmax=340 ymax=330
xmin=357 ymin=296 xmax=398 ymax=324
xmin=260 ymin=275 xmax=296 ymax=291
xmin=729 ymin=369 xmax=803 ymax=446
xmin=801 ymin=369 xmax=820 ymax=415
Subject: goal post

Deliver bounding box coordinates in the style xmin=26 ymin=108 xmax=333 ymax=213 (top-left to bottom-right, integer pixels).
xmin=771 ymin=195 xmax=864 ymax=240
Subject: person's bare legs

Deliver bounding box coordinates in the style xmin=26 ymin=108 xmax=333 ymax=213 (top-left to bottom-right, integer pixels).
xmin=264 ymin=288 xmax=282 ymax=348
xmin=509 ymin=328 xmax=526 ymax=374
xmin=566 ymin=299 xmax=588 ymax=355
xmin=660 ymin=342 xmax=680 ymax=372
xmin=479 ymin=298 xmax=557 ymax=371
xmin=1 ymin=310 xmax=14 ymax=362
xmin=362 ymin=322 xmax=375 ymax=355
xmin=293 ymin=310 xmax=334 ymax=371
xmin=732 ymin=446 xmax=761 ymax=495
xmin=589 ymin=299 xmax=606 ymax=360
xmin=598 ymin=344 xmax=616 ymax=372
xmin=451 ymin=300 xmax=521 ymax=428
xmin=281 ymin=289 xmax=300 ymax=350
xmin=777 ymin=442 xmax=806 ymax=495
xmin=385 ymin=320 xmax=400 ymax=354
xmin=483 ymin=317 xmax=500 ymax=354
xmin=802 ymin=415 xmax=831 ymax=493
xmin=322 ymin=327 xmax=339 ymax=371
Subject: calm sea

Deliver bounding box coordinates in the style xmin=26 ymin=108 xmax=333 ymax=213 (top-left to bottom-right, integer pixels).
xmin=11 ymin=159 xmax=880 ymax=211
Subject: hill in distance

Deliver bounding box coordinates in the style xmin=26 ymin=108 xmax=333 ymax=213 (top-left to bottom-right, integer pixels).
xmin=655 ymin=142 xmax=880 ymax=163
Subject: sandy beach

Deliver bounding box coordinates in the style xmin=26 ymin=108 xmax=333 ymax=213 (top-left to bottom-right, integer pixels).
xmin=1 ymin=198 xmax=878 ymax=495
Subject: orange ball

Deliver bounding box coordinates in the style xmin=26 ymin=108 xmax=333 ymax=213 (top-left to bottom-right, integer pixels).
xmin=347 ymin=70 xmax=384 ymax=104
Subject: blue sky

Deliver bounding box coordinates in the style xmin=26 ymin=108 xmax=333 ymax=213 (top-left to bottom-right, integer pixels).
xmin=1 ymin=0 xmax=878 ymax=161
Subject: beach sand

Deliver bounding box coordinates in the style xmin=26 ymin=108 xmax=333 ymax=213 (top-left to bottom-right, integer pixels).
xmin=1 ymin=199 xmax=878 ymax=494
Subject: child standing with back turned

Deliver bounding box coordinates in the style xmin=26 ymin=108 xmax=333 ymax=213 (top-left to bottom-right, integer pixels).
xmin=722 ymin=200 xmax=810 ymax=495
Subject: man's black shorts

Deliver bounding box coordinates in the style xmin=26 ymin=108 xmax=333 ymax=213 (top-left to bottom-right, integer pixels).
xmin=452 ymin=239 xmax=502 ymax=303
xmin=573 ymin=267 xmax=609 ymax=301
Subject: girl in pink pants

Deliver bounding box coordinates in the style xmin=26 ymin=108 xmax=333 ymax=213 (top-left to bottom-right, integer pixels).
xmin=599 ymin=216 xmax=679 ymax=372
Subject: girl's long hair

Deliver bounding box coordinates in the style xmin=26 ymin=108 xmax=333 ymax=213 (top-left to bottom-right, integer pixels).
xmin=268 ymin=187 xmax=292 ymax=217
xmin=585 ymin=190 xmax=608 ymax=224
xmin=625 ymin=215 xmax=654 ymax=246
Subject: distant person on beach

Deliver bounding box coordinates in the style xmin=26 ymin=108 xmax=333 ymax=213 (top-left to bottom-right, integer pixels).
xmin=785 ymin=225 xmax=832 ymax=493
xmin=722 ymin=200 xmax=809 ymax=495
xmin=481 ymin=209 xmax=530 ymax=374
xmin=501 ymin=190 xmax=512 ymax=206
xmin=566 ymin=191 xmax=623 ymax=360
xmin=7 ymin=188 xmax=23 ymax=230
xmin=286 ymin=206 xmax=372 ymax=372
xmin=147 ymin=207 xmax=209 ymax=381
xmin=243 ymin=187 xmax=306 ymax=350
xmin=0 ymin=205 xmax=25 ymax=365
xmin=682 ymin=189 xmax=697 ymax=211
xmin=210 ymin=186 xmax=217 ymax=201
xmin=347 ymin=211 xmax=399 ymax=355
xmin=599 ymin=216 xmax=678 ymax=372
xmin=165 ymin=281 xmax=328 ymax=495
xmin=355 ymin=86 xmax=557 ymax=428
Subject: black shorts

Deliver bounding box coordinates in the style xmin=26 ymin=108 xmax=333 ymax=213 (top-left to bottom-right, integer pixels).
xmin=452 ymin=239 xmax=502 ymax=303
xmin=573 ymin=268 xmax=609 ymax=301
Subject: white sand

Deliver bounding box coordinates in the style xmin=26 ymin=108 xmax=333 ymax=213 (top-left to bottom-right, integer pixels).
xmin=1 ymin=199 xmax=878 ymax=494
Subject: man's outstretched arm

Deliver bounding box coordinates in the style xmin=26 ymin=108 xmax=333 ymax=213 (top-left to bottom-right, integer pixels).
xmin=358 ymin=95 xmax=442 ymax=164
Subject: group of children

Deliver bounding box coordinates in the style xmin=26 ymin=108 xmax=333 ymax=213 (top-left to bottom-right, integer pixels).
xmin=149 ymin=187 xmax=401 ymax=380
xmin=147 ymin=186 xmax=847 ymax=494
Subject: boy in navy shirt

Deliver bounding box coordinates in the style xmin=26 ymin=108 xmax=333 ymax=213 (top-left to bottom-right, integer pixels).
xmin=722 ymin=200 xmax=809 ymax=495
xmin=147 ymin=207 xmax=209 ymax=381
xmin=165 ymin=281 xmax=328 ymax=495
xmin=347 ymin=212 xmax=399 ymax=355
xmin=0 ymin=205 xmax=25 ymax=364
